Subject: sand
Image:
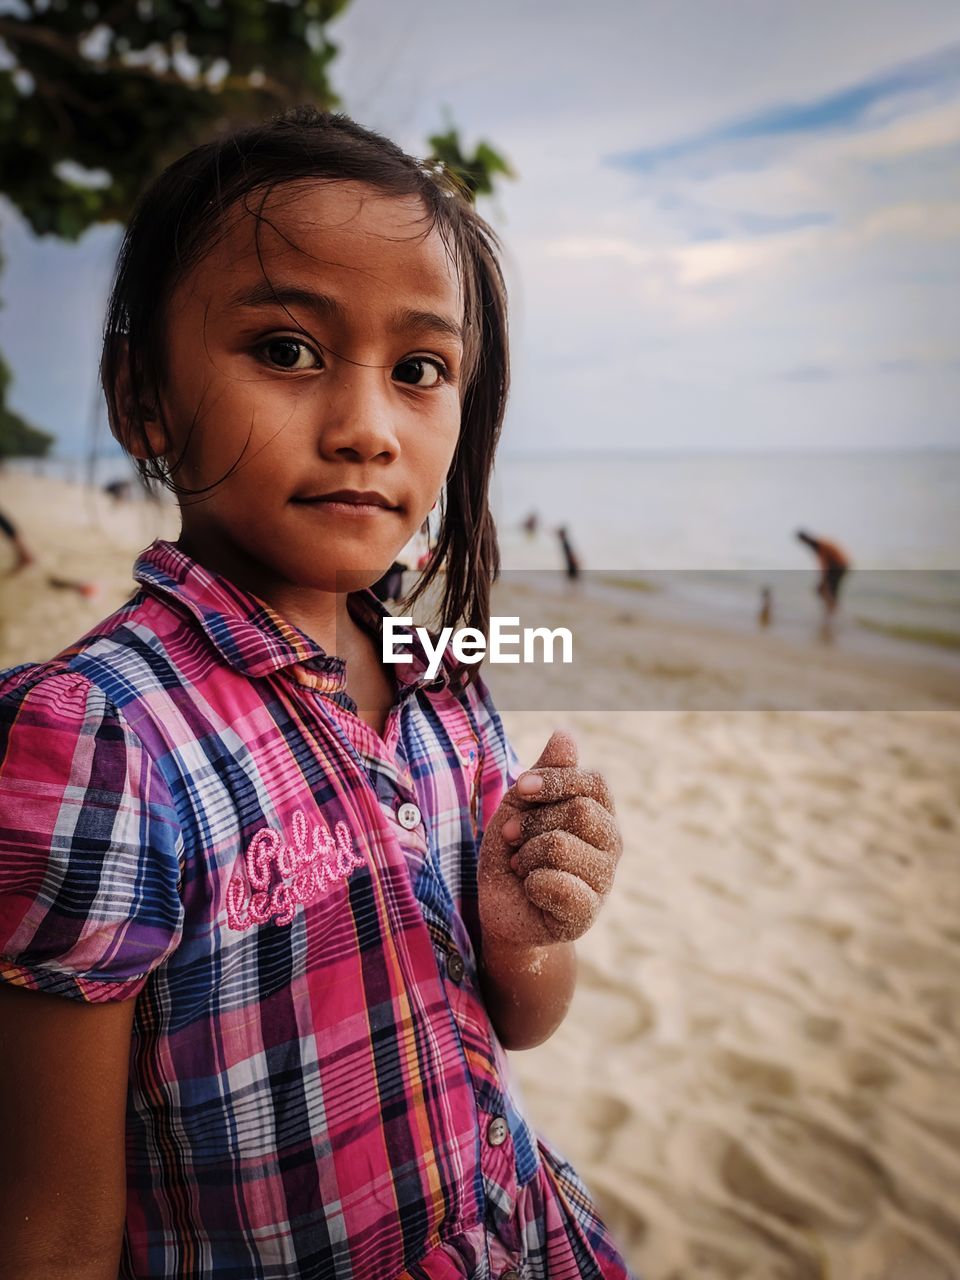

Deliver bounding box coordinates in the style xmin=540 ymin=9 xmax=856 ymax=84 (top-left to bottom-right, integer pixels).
xmin=0 ymin=470 xmax=181 ymax=662
xmin=2 ymin=469 xmax=959 ymax=1279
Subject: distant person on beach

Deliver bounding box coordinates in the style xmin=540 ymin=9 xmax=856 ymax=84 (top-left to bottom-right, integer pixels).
xmin=557 ymin=525 xmax=581 ymax=581
xmin=0 ymin=508 xmax=34 ymax=573
xmin=796 ymin=529 xmax=850 ymax=637
xmin=370 ymin=559 xmax=406 ymax=605
xmin=46 ymin=575 xmax=101 ymax=601
xmin=416 ymin=511 xmax=437 ymax=570
xmin=103 ymin=478 xmax=133 ymax=503
xmin=758 ymin=586 xmax=773 ymax=629
xmin=0 ymin=505 xmax=98 ymax=594
xmin=521 ymin=510 xmax=539 ymax=537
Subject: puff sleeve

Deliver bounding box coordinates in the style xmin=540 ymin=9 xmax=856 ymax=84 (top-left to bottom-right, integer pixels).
xmin=0 ymin=665 xmax=184 ymax=1002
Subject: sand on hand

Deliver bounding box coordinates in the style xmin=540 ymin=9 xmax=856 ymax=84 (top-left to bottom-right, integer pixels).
xmin=479 ymin=729 xmax=622 ymax=946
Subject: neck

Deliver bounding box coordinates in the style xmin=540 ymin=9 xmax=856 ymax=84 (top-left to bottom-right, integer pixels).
xmin=175 ymin=531 xmax=361 ymax=658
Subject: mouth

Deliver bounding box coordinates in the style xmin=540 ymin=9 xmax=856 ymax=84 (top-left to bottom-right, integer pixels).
xmin=291 ymin=488 xmax=401 ymax=515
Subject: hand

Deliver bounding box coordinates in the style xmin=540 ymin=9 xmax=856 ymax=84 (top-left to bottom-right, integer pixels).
xmin=478 ymin=730 xmax=622 ymax=946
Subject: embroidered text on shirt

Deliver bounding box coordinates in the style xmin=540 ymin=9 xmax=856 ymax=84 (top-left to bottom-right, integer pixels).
xmin=226 ymin=808 xmax=364 ymax=931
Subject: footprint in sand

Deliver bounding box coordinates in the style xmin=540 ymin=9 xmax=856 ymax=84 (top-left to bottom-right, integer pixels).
xmin=797 ymin=770 xmax=862 ymax=794
xmin=855 ymin=1220 xmax=960 ymax=1280
xmin=719 ymin=1110 xmax=885 ymax=1233
xmin=712 ymin=1046 xmax=798 ymax=1100
xmin=666 ymin=1229 xmax=823 ymax=1280
xmin=802 ymin=1013 xmax=843 ymax=1045
xmin=574 ymin=981 xmax=655 ymax=1044
xmin=917 ymin=983 xmax=960 ymax=1035
xmin=842 ymin=1047 xmax=897 ymax=1093
xmin=578 ymin=1092 xmax=632 ymax=1162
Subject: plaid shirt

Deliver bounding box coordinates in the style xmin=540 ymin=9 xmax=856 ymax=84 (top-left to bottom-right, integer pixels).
xmin=0 ymin=540 xmax=634 ymax=1280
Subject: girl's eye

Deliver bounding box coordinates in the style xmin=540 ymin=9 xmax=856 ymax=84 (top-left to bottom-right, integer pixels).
xmin=262 ymin=338 xmax=320 ymax=371
xmin=393 ymin=357 xmax=446 ymax=388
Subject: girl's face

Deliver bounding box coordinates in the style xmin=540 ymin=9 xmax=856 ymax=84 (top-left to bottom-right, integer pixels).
xmin=143 ymin=179 xmax=465 ymax=599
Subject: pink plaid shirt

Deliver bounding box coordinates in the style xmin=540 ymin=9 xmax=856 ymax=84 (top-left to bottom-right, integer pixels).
xmin=0 ymin=540 xmax=635 ymax=1279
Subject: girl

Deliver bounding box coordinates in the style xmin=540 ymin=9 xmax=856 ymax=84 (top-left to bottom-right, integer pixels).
xmin=0 ymin=109 xmax=632 ymax=1280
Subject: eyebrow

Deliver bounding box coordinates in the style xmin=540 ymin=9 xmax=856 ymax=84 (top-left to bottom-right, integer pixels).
xmin=227 ymin=282 xmax=464 ymax=344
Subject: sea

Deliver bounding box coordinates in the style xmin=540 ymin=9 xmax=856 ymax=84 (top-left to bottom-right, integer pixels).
xmin=491 ymin=449 xmax=960 ymax=667
xmin=10 ymin=448 xmax=960 ymax=666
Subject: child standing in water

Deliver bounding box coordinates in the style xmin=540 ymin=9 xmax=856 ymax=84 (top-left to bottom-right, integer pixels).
xmin=0 ymin=110 xmax=632 ymax=1280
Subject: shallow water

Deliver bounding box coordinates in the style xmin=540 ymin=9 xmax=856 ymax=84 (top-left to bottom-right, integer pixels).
xmin=493 ymin=450 xmax=960 ymax=667
xmin=493 ymin=449 xmax=960 ymax=573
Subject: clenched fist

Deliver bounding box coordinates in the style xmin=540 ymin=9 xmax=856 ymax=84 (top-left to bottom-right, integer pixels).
xmin=478 ymin=730 xmax=623 ymax=946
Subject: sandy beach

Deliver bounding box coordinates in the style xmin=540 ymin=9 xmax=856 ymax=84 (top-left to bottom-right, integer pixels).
xmin=2 ymin=470 xmax=959 ymax=1279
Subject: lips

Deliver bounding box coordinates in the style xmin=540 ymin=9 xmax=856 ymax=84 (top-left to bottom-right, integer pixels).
xmin=293 ymin=489 xmax=399 ymax=509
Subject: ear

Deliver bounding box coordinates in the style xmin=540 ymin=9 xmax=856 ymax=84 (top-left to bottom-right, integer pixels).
xmin=111 ymin=340 xmax=169 ymax=462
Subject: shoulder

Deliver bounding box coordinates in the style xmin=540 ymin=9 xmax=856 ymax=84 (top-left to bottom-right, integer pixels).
xmin=0 ymin=660 xmax=114 ymax=730
xmin=0 ymin=656 xmax=175 ymax=819
xmin=1 ymin=587 xmax=204 ymax=725
xmin=0 ymin=657 xmax=185 ymax=1003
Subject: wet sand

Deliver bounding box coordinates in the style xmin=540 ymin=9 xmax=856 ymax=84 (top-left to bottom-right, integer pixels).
xmin=2 ymin=470 xmax=959 ymax=1279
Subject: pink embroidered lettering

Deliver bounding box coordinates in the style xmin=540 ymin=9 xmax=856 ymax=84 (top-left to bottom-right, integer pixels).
xmin=226 ymin=809 xmax=364 ymax=931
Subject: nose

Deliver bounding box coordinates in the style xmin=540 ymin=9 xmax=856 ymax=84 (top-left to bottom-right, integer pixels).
xmin=316 ymin=364 xmax=401 ymax=463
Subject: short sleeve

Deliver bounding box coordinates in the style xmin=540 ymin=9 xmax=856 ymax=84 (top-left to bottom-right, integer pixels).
xmin=0 ymin=666 xmax=184 ymax=1002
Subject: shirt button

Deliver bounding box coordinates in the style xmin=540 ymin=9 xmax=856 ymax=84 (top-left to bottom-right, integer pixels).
xmin=446 ymin=951 xmax=465 ymax=983
xmin=397 ymin=801 xmax=421 ymax=830
xmin=487 ymin=1115 xmax=508 ymax=1147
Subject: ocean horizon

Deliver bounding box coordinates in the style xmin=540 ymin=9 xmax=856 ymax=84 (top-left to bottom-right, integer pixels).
xmin=8 ymin=447 xmax=959 ymax=665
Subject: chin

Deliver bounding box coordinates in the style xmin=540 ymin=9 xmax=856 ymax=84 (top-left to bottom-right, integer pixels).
xmin=333 ymin=567 xmax=394 ymax=594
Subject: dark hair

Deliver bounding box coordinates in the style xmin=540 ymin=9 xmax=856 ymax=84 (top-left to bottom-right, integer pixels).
xmin=100 ymin=107 xmax=509 ymax=686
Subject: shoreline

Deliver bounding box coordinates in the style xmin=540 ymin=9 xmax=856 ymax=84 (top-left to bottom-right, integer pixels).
xmin=493 ymin=560 xmax=960 ymax=678
xmin=3 ymin=468 xmax=957 ymax=689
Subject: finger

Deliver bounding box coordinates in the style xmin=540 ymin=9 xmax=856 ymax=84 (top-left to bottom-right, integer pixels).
xmin=505 ymin=795 xmax=622 ymax=857
xmin=524 ymin=867 xmax=601 ymax=942
xmin=513 ymin=829 xmax=618 ymax=896
xmin=530 ymin=729 xmax=579 ymax=771
xmin=510 ymin=766 xmax=614 ymax=812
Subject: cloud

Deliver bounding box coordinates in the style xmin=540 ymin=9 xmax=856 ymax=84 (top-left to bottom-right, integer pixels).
xmin=774 ymin=352 xmax=958 ymax=383
xmin=858 ymin=199 xmax=960 ymax=238
xmin=777 ymin=364 xmax=837 ymax=383
xmin=607 ymin=42 xmax=960 ymax=175
xmin=5 ymin=1 xmax=960 ymax=457
xmin=652 ymin=197 xmax=834 ymax=245
xmin=718 ymin=209 xmax=833 ymax=237
xmin=543 ymin=221 xmax=826 ymax=291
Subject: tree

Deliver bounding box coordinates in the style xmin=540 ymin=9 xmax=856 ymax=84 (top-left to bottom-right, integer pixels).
xmin=426 ymin=123 xmax=516 ymax=203
xmin=0 ymin=0 xmax=348 ymax=239
xmin=0 ymin=353 xmax=54 ymax=459
xmin=0 ymin=0 xmax=341 ymax=457
xmin=0 ymin=2 xmax=514 ymax=460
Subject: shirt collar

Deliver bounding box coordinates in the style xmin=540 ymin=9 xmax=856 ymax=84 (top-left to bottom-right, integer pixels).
xmin=133 ymin=539 xmax=451 ymax=694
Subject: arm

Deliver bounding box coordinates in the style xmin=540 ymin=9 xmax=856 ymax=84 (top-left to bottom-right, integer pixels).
xmin=479 ymin=935 xmax=576 ymax=1050
xmin=0 ymin=669 xmax=185 ymax=1278
xmin=0 ymin=984 xmax=135 ymax=1280
xmin=477 ymin=731 xmax=622 ymax=1051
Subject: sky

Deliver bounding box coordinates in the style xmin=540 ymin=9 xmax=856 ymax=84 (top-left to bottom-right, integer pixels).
xmin=1 ymin=0 xmax=959 ymax=458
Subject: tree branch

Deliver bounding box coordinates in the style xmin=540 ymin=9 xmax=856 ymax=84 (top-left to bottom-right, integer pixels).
xmin=0 ymin=17 xmax=293 ymax=105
